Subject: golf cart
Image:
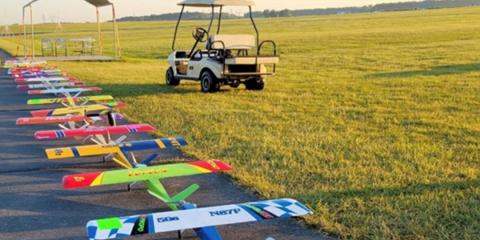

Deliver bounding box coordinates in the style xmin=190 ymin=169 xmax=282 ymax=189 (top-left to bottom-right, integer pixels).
xmin=166 ymin=0 xmax=279 ymax=92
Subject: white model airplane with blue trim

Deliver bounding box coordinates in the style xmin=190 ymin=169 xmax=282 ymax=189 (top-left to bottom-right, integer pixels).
xmin=86 ymin=198 xmax=312 ymax=240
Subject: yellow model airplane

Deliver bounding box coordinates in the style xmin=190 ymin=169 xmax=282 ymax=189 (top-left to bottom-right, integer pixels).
xmin=46 ymin=137 xmax=188 ymax=169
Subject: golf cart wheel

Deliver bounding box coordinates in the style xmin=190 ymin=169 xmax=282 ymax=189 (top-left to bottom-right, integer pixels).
xmin=201 ymin=71 xmax=220 ymax=93
xmin=245 ymin=78 xmax=265 ymax=91
xmin=166 ymin=67 xmax=180 ymax=86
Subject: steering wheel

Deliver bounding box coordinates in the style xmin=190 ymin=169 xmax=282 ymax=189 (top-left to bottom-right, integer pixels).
xmin=188 ymin=27 xmax=209 ymax=58
xmin=192 ymin=27 xmax=209 ymax=43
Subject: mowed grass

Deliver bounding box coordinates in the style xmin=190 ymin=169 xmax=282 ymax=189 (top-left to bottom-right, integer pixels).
xmin=2 ymin=6 xmax=480 ymax=239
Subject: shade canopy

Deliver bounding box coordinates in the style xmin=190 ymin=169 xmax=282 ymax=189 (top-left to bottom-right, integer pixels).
xmin=179 ymin=0 xmax=254 ymax=7
xmin=84 ymin=0 xmax=113 ymax=7
xmin=22 ymin=0 xmax=121 ymax=59
xmin=24 ymin=0 xmax=112 ymax=8
xmin=23 ymin=0 xmax=40 ymax=8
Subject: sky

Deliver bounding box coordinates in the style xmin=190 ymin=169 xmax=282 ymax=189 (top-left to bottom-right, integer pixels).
xmin=0 ymin=0 xmax=420 ymax=25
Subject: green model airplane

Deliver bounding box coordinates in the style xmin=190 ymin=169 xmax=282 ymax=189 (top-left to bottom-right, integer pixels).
xmin=46 ymin=137 xmax=233 ymax=210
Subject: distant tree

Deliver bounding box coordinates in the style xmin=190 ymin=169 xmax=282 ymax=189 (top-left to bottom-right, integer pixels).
xmin=263 ymin=9 xmax=270 ymax=18
xmin=279 ymin=9 xmax=292 ymax=17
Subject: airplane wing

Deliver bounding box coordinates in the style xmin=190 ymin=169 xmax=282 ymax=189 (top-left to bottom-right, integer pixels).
xmin=16 ymin=113 xmax=123 ymax=126
xmin=15 ymin=76 xmax=71 ymax=83
xmin=30 ymin=104 xmax=113 ymax=117
xmin=4 ymin=60 xmax=47 ymax=68
xmin=45 ymin=137 xmax=188 ymax=160
xmin=27 ymin=95 xmax=115 ymax=105
xmin=17 ymin=81 xmax=84 ymax=90
xmin=28 ymin=87 xmax=102 ymax=95
xmin=86 ymin=198 xmax=312 ymax=240
xmin=63 ymin=160 xmax=233 ymax=189
xmin=17 ymin=115 xmax=88 ymax=125
xmin=34 ymin=124 xmax=156 ymax=140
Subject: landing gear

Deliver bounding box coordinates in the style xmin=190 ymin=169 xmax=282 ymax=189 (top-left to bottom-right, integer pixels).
xmin=107 ymin=111 xmax=116 ymax=126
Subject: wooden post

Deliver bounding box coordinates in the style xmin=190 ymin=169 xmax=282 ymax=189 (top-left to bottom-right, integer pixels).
xmin=111 ymin=3 xmax=121 ymax=58
xmin=96 ymin=7 xmax=103 ymax=55
xmin=30 ymin=5 xmax=35 ymax=59
xmin=22 ymin=7 xmax=26 ymax=57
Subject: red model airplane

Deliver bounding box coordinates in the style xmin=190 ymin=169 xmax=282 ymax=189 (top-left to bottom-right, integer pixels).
xmin=34 ymin=124 xmax=156 ymax=140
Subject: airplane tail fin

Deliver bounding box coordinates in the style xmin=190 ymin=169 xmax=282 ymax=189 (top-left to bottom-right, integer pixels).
xmin=172 ymin=184 xmax=200 ymax=203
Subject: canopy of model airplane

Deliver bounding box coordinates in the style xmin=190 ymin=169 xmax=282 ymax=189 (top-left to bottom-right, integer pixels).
xmin=179 ymin=0 xmax=255 ymax=7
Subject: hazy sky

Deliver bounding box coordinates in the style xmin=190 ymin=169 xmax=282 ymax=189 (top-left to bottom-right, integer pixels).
xmin=0 ymin=0 xmax=419 ymax=25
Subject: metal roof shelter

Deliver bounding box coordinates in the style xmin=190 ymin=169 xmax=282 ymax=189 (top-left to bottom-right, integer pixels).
xmin=179 ymin=0 xmax=255 ymax=7
xmin=22 ymin=0 xmax=121 ymax=59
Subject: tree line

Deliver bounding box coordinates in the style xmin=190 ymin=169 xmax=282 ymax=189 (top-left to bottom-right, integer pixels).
xmin=117 ymin=0 xmax=480 ymax=22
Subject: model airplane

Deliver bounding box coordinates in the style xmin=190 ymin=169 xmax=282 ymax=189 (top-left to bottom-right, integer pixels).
xmin=45 ymin=137 xmax=187 ymax=168
xmin=63 ymin=159 xmax=233 ymax=209
xmin=9 ymin=65 xmax=53 ymax=73
xmin=86 ymin=198 xmax=312 ymax=240
xmin=10 ymin=66 xmax=62 ymax=75
xmin=16 ymin=113 xmax=123 ymax=126
xmin=17 ymin=81 xmax=85 ymax=90
xmin=28 ymin=87 xmax=102 ymax=95
xmin=15 ymin=76 xmax=75 ymax=83
xmin=4 ymin=59 xmax=47 ymax=68
xmin=30 ymin=102 xmax=126 ymax=117
xmin=9 ymin=66 xmax=53 ymax=73
xmin=12 ymin=71 xmax=63 ymax=79
xmin=13 ymin=71 xmax=64 ymax=79
xmin=34 ymin=124 xmax=156 ymax=140
xmin=27 ymin=95 xmax=115 ymax=105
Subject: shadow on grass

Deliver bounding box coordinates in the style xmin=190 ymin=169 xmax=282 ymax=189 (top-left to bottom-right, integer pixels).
xmin=367 ymin=63 xmax=480 ymax=79
xmin=96 ymin=83 xmax=198 ymax=97
xmin=299 ymin=179 xmax=480 ymax=201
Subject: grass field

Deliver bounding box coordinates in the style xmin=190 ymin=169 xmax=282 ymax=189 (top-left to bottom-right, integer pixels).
xmin=1 ymin=6 xmax=480 ymax=240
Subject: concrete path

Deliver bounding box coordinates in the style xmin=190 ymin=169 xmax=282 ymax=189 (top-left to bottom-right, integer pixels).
xmin=0 ymin=50 xmax=329 ymax=240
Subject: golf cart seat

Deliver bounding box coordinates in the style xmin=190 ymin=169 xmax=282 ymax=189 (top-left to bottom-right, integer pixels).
xmin=207 ymin=34 xmax=255 ymax=50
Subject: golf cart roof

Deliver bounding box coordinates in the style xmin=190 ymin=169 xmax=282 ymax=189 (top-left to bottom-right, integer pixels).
xmin=84 ymin=0 xmax=112 ymax=7
xmin=178 ymin=0 xmax=255 ymax=7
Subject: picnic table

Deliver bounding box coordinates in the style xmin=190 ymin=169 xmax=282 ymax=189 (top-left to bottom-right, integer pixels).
xmin=69 ymin=38 xmax=96 ymax=55
xmin=41 ymin=37 xmax=96 ymax=57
